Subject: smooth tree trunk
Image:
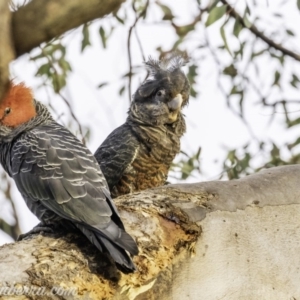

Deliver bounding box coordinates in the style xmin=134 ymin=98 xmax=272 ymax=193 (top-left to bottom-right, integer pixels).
xmin=0 ymin=165 xmax=300 ymax=299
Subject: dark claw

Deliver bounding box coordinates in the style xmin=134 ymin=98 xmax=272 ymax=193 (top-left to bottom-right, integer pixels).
xmin=17 ymin=222 xmax=55 ymax=241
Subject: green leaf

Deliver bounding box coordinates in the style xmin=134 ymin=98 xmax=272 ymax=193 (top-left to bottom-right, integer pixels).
xmin=58 ymin=58 xmax=72 ymax=72
xmin=270 ymin=143 xmax=280 ymax=157
xmin=227 ymin=149 xmax=236 ymax=162
xmin=233 ymin=19 xmax=243 ymax=37
xmin=251 ymin=49 xmax=266 ymax=59
xmin=122 ymin=71 xmax=136 ymax=78
xmin=98 ymin=82 xmax=108 ymax=89
xmin=287 ymin=137 xmax=300 ymax=149
xmin=209 ymin=0 xmax=221 ymax=10
xmin=81 ymin=24 xmax=91 ymax=52
xmin=114 ymin=14 xmax=124 ymax=24
xmin=43 ymin=44 xmax=57 ymax=56
xmin=286 ymin=29 xmax=295 ymax=36
xmin=298 ymin=0 xmax=300 ymax=10
xmin=239 ymin=91 xmax=245 ymax=116
xmin=245 ymin=4 xmax=251 ymax=15
xmin=188 ymin=65 xmax=197 ymax=80
xmin=194 ymin=147 xmax=201 ymax=160
xmin=287 ymin=116 xmax=300 ymax=128
xmin=243 ymin=14 xmax=252 ymax=28
xmin=119 ymin=86 xmax=125 ymax=95
xmin=290 ymin=74 xmax=300 ymax=88
xmin=52 ymin=74 xmax=66 ymax=93
xmin=99 ymin=26 xmax=107 ymax=48
xmin=205 ymin=5 xmax=227 ymax=27
xmin=173 ymin=147 xmax=201 ymax=180
xmin=30 ymin=52 xmax=46 ymax=61
xmin=233 ymin=41 xmax=246 ymax=59
xmin=270 ymin=53 xmax=285 ymax=65
xmin=175 ymin=24 xmax=196 ymax=38
xmin=230 ymin=85 xmax=242 ymax=95
xmin=187 ymin=65 xmax=198 ymax=97
xmin=157 ymin=3 xmax=174 ymax=21
xmin=242 ymin=6 xmax=252 ymax=28
xmin=220 ymin=26 xmax=232 ymax=55
xmin=36 ymin=64 xmax=51 ymax=76
xmin=272 ymin=70 xmax=281 ymax=86
xmin=223 ymin=64 xmax=237 ymax=77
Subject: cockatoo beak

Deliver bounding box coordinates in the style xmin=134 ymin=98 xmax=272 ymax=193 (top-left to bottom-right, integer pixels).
xmin=166 ymin=94 xmax=183 ymax=124
xmin=168 ymin=94 xmax=183 ymax=111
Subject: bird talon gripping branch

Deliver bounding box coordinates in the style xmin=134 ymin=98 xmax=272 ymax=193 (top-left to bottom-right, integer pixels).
xmin=17 ymin=222 xmax=55 ymax=241
xmin=95 ymin=52 xmax=190 ymax=198
xmin=0 ymin=82 xmax=138 ymax=273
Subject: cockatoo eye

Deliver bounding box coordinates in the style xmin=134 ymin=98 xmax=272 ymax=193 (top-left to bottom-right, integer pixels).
xmin=4 ymin=107 xmax=11 ymax=115
xmin=156 ymin=90 xmax=165 ymax=97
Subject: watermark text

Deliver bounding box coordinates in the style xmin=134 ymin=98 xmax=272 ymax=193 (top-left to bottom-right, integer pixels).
xmin=0 ymin=285 xmax=77 ymax=296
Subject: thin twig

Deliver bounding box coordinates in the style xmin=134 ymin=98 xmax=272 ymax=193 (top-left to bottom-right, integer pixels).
xmin=134 ymin=27 xmax=145 ymax=61
xmin=38 ymin=45 xmax=86 ymax=144
xmin=57 ymin=91 xmax=86 ymax=145
xmin=127 ymin=0 xmax=149 ymax=103
xmin=220 ymin=0 xmax=300 ymax=61
xmin=0 ymin=173 xmax=21 ymax=240
xmin=134 ymin=27 xmax=150 ymax=84
xmin=5 ymin=178 xmax=21 ymax=240
xmin=261 ymin=99 xmax=300 ymax=107
xmin=204 ymin=32 xmax=257 ymax=140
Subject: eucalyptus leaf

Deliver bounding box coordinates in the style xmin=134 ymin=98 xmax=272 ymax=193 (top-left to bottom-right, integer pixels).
xmin=81 ymin=24 xmax=91 ymax=52
xmin=205 ymin=5 xmax=227 ymax=27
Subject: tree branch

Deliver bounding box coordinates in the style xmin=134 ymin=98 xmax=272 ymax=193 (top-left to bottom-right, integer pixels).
xmin=0 ymin=0 xmax=15 ymax=102
xmin=220 ymin=0 xmax=300 ymax=61
xmin=12 ymin=0 xmax=126 ymax=57
xmin=1 ymin=165 xmax=300 ymax=298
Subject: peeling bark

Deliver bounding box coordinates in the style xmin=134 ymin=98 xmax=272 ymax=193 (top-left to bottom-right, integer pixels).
xmin=0 ymin=165 xmax=300 ymax=299
xmin=0 ymin=0 xmax=14 ymax=102
xmin=12 ymin=0 xmax=126 ymax=57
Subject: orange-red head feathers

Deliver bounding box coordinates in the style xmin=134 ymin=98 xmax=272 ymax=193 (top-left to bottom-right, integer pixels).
xmin=0 ymin=82 xmax=36 ymax=128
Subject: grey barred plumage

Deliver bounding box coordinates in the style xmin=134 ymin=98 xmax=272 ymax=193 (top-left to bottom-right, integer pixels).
xmin=95 ymin=53 xmax=190 ymax=198
xmin=0 ymin=101 xmax=53 ymax=143
xmin=0 ymin=83 xmax=138 ymax=273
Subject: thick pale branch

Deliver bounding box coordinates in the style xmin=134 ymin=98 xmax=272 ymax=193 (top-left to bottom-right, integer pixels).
xmin=0 ymin=0 xmax=14 ymax=101
xmin=0 ymin=165 xmax=300 ymax=299
xmin=12 ymin=0 xmax=125 ymax=57
xmin=221 ymin=0 xmax=300 ymax=61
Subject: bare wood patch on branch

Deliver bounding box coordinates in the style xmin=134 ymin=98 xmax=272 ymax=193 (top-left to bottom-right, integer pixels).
xmin=0 ymin=165 xmax=299 ymax=299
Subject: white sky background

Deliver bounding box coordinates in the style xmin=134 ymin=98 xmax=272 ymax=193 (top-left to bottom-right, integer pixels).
xmin=1 ymin=0 xmax=300 ymax=243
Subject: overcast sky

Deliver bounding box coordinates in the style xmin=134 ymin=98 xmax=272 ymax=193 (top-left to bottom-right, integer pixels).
xmin=1 ymin=0 xmax=299 ymax=243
